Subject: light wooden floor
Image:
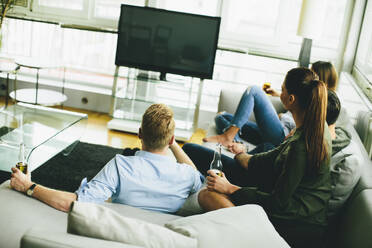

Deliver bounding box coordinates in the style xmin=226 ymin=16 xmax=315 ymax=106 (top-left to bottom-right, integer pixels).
xmin=66 ymin=106 xmax=206 ymax=148
xmin=0 ymin=99 xmax=206 ymax=149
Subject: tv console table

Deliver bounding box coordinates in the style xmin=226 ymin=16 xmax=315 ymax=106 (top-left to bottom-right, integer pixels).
xmin=107 ymin=66 xmax=204 ymax=141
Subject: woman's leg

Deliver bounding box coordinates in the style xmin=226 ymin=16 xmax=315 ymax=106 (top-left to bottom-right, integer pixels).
xmin=246 ymin=88 xmax=285 ymax=146
xmin=216 ymin=113 xmax=262 ymax=144
xmin=204 ymin=86 xmax=285 ymax=146
xmin=214 ymin=112 xmax=233 ymax=134
xmin=239 ymin=121 xmax=262 ymax=145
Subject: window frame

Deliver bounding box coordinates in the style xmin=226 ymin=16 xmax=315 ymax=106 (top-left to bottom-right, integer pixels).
xmin=31 ymin=0 xmax=90 ymax=20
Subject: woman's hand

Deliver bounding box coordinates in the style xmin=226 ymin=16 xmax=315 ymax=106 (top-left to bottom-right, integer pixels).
xmin=227 ymin=142 xmax=246 ymax=155
xmin=264 ymin=87 xmax=280 ymax=97
xmin=10 ymin=167 xmax=33 ymax=193
xmin=206 ymin=170 xmax=240 ymax=194
xmin=284 ymin=128 xmax=296 ymax=140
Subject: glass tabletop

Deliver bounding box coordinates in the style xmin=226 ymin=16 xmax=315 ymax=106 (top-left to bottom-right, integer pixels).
xmin=0 ymin=103 xmax=87 ymax=173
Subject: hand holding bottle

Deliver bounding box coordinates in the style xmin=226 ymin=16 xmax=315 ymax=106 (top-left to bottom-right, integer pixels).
xmin=263 ymin=83 xmax=280 ymax=97
xmin=206 ymin=169 xmax=240 ymax=194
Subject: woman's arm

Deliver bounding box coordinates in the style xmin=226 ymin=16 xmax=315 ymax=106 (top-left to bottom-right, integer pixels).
xmin=234 ymin=152 xmax=252 ymax=170
xmin=206 ymin=170 xmax=241 ymax=194
xmin=264 ymin=87 xmax=281 ymax=97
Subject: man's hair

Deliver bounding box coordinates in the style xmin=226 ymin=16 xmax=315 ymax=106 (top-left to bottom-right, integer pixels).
xmin=141 ymin=103 xmax=175 ymax=151
xmin=327 ymin=89 xmax=341 ymax=125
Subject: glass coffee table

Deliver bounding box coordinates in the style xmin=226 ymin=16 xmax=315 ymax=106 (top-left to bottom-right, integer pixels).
xmin=0 ymin=103 xmax=87 ymax=174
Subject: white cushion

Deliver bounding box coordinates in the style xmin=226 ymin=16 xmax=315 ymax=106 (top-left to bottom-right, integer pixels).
xmin=67 ymin=201 xmax=197 ymax=248
xmin=165 ymin=205 xmax=290 ymax=248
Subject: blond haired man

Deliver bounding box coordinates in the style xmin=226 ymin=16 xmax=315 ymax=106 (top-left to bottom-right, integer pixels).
xmin=10 ymin=104 xmax=204 ymax=213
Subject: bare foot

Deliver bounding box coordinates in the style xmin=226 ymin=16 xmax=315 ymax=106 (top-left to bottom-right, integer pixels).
xmin=203 ymin=126 xmax=240 ymax=147
xmin=203 ymin=133 xmax=234 ymax=147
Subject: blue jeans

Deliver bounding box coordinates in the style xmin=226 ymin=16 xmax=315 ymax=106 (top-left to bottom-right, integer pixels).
xmin=215 ymin=86 xmax=285 ymax=146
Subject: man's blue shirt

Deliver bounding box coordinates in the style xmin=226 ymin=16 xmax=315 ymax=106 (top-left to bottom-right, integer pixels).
xmin=75 ymin=151 xmax=204 ymax=213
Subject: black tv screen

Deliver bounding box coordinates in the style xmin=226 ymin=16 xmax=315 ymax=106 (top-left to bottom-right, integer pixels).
xmin=115 ymin=5 xmax=221 ymax=79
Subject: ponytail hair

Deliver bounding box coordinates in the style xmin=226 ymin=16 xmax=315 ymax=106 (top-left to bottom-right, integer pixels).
xmin=284 ymin=68 xmax=329 ymax=171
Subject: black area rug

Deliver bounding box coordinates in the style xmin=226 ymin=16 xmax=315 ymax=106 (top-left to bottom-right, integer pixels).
xmin=31 ymin=142 xmax=125 ymax=192
xmin=0 ymin=142 xmax=137 ymax=192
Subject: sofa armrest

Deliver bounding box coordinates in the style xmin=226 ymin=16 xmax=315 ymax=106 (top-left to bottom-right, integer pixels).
xmin=332 ymin=189 xmax=372 ymax=248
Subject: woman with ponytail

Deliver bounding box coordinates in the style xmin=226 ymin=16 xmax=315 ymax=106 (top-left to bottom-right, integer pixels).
xmin=199 ymin=67 xmax=332 ymax=247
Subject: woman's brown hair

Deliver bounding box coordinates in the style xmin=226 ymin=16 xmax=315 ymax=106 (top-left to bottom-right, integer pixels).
xmin=311 ymin=61 xmax=338 ymax=91
xmin=284 ymin=67 xmax=329 ymax=170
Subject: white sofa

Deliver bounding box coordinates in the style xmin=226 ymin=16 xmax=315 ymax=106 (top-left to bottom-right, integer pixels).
xmin=1 ymin=88 xmax=371 ymax=248
xmin=0 ymin=179 xmax=291 ymax=248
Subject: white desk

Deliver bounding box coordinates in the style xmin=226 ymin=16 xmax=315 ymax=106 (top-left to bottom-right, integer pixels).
xmin=10 ymin=58 xmax=67 ymax=106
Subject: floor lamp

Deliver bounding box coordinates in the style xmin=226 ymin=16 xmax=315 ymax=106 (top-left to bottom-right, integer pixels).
xmin=297 ymin=0 xmax=327 ymax=68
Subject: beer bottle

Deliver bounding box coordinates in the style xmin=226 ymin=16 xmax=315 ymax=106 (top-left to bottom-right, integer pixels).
xmin=210 ymin=143 xmax=223 ymax=177
xmin=16 ymin=142 xmax=28 ymax=174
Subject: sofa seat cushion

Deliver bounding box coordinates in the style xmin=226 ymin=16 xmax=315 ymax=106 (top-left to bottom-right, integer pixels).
xmin=67 ymin=201 xmax=197 ymax=248
xmin=0 ymin=180 xmax=68 ymax=248
xmin=0 ymin=180 xmax=182 ymax=248
xmin=165 ymin=204 xmax=290 ymax=248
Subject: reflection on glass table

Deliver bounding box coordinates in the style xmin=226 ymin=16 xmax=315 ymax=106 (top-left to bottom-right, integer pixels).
xmin=0 ymin=103 xmax=87 ymax=173
xmin=0 ymin=59 xmax=20 ymax=108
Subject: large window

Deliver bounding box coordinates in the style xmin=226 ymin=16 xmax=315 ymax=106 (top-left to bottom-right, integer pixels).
xmin=94 ymin=0 xmax=145 ymax=20
xmin=1 ymin=1 xmax=352 ymax=94
xmin=156 ymin=0 xmax=219 ymax=16
xmin=353 ymin=0 xmax=372 ymax=101
xmin=32 ymin=0 xmax=88 ymax=19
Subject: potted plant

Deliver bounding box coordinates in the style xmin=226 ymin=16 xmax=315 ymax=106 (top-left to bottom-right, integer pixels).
xmin=0 ymin=0 xmax=15 ymax=29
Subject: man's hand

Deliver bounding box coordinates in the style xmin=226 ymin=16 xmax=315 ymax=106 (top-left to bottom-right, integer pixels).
xmin=206 ymin=170 xmax=240 ymax=195
xmin=227 ymin=142 xmax=246 ymax=155
xmin=10 ymin=167 xmax=33 ymax=193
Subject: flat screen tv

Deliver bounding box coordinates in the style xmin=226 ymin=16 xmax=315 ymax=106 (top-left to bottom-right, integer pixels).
xmin=115 ymin=5 xmax=221 ymax=80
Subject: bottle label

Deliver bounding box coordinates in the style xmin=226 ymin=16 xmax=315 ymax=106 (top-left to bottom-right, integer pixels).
xmin=210 ymin=169 xmax=223 ymax=177
xmin=16 ymin=162 xmax=28 ymax=174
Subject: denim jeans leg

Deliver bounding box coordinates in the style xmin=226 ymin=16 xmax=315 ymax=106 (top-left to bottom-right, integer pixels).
xmin=215 ymin=112 xmax=233 ymax=134
xmin=231 ymin=86 xmax=285 ymax=146
xmin=240 ymin=121 xmax=262 ymax=145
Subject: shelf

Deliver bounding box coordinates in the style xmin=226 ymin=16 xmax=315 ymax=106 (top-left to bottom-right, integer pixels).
xmin=112 ymin=100 xmax=194 ymax=130
xmin=109 ymin=68 xmax=203 ymax=135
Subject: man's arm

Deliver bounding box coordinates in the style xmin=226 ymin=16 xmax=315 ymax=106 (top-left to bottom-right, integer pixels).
xmin=10 ymin=167 xmax=76 ymax=212
xmin=169 ymin=141 xmax=197 ymax=170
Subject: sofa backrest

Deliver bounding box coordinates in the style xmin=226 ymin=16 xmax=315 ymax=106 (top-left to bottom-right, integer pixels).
xmin=218 ymin=88 xmax=286 ymax=118
xmin=336 ymin=109 xmax=372 ymax=196
xmin=355 ymin=110 xmax=372 ymax=158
